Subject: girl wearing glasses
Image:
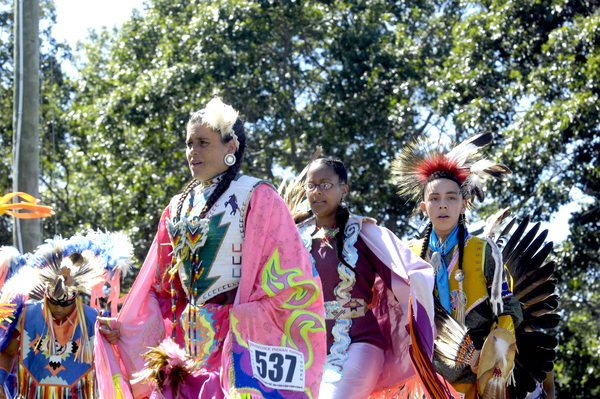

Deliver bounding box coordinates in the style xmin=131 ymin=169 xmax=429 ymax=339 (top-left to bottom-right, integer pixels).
xmin=292 ymin=158 xmax=443 ymax=399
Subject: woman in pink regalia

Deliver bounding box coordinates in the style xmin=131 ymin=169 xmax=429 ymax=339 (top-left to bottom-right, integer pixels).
xmin=96 ymin=98 xmax=327 ymax=399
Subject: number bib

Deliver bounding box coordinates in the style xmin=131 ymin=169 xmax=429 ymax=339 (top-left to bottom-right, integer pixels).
xmin=248 ymin=340 xmax=306 ymax=392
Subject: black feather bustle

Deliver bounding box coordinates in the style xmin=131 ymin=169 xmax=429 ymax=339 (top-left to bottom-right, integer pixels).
xmin=516 ymin=331 xmax=558 ymax=349
xmin=498 ymin=217 xmax=517 ymax=240
xmin=515 ymin=355 xmax=551 ymax=382
xmin=513 ymin=229 xmax=548 ymax=275
xmin=497 ymin=215 xmax=558 ymax=399
xmin=502 ymin=215 xmax=531 ymax=265
xmin=511 ymin=253 xmax=554 ymax=293
xmin=524 ymin=243 xmax=554 ymax=278
xmin=517 ymin=344 xmax=556 ymax=365
xmin=509 ymin=368 xmax=539 ymax=399
xmin=522 ymin=298 xmax=559 ymax=317
xmin=505 ymin=223 xmax=542 ymax=279
xmin=516 ymin=279 xmax=556 ymax=304
xmin=514 ymin=261 xmax=555 ymax=298
xmin=519 ymin=313 xmax=560 ymax=332
xmin=495 ymin=217 xmax=517 ymax=248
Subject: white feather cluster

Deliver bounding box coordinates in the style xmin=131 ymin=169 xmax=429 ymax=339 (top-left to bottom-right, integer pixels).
xmin=0 ymin=246 xmax=21 ymax=272
xmin=483 ymin=207 xmax=511 ymax=238
xmin=1 ymin=264 xmax=40 ymax=297
xmin=470 ymin=159 xmax=496 ymax=178
xmin=202 ymin=97 xmax=239 ymax=147
xmin=493 ymin=335 xmax=510 ymax=371
xmin=85 ymin=230 xmax=134 ymax=277
xmin=446 ymin=134 xmax=488 ymax=166
xmin=109 ymin=232 xmax=134 ymax=276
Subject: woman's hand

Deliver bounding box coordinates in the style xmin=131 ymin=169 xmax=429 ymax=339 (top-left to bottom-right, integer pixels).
xmin=97 ymin=317 xmax=121 ymax=344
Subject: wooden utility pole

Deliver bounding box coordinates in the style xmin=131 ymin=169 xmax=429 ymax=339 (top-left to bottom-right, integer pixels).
xmin=13 ymin=0 xmax=40 ymax=253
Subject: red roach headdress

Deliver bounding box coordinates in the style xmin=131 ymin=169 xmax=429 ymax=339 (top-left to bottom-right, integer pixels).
xmin=392 ymin=131 xmax=512 ymax=204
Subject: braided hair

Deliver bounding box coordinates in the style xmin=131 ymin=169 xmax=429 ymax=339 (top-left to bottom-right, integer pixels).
xmin=420 ymin=222 xmax=433 ymax=260
xmin=457 ymin=213 xmax=466 ymax=273
xmin=175 ymin=109 xmax=247 ymax=221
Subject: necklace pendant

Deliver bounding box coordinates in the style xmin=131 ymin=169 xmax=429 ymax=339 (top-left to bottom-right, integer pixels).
xmin=454 ymin=269 xmax=465 ymax=282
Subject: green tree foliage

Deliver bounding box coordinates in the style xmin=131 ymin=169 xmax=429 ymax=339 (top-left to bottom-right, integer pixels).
xmin=553 ymin=204 xmax=600 ymax=397
xmin=64 ymin=0 xmax=463 ymax=264
xmin=428 ymin=0 xmax=600 ymax=396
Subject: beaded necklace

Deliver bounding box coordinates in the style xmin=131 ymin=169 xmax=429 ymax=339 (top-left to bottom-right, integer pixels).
xmin=202 ymin=173 xmax=224 ymax=187
xmin=170 ymin=173 xmax=223 ymax=342
xmin=313 ymin=225 xmax=339 ymax=249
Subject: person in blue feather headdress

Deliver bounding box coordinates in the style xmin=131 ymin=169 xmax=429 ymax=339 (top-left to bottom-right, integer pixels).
xmin=0 ymin=232 xmax=133 ymax=399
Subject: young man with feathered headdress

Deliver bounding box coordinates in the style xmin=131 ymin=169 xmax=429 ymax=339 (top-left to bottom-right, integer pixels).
xmin=0 ymin=232 xmax=132 ymax=399
xmin=392 ymin=132 xmax=525 ymax=399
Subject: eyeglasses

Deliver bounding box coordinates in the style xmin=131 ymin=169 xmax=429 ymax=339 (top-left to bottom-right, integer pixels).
xmin=304 ymin=182 xmax=344 ymax=191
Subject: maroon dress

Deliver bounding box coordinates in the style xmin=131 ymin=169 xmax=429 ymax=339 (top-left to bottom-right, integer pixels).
xmin=310 ymin=236 xmax=394 ymax=353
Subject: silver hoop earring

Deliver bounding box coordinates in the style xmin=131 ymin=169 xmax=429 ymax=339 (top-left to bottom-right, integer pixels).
xmin=224 ymin=153 xmax=236 ymax=166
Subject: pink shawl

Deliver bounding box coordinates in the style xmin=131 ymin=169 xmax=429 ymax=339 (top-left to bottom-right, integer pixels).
xmin=95 ymin=184 xmax=327 ymax=399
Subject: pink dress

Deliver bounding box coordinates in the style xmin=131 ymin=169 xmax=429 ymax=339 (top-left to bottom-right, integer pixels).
xmin=95 ymin=183 xmax=327 ymax=399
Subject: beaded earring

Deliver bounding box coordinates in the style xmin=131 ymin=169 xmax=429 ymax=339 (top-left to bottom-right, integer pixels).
xmin=224 ymin=153 xmax=236 ymax=166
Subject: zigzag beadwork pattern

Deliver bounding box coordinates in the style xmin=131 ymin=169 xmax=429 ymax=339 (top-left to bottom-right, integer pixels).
xmin=167 ymin=217 xmax=210 ymax=259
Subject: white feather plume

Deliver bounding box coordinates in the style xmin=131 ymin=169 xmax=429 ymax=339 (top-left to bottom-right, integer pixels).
xmin=202 ymin=97 xmax=239 ymax=138
xmin=483 ymin=208 xmax=512 ymax=239
xmin=446 ymin=131 xmax=493 ymax=166
xmin=1 ymin=264 xmax=41 ymax=296
xmin=471 ymin=159 xmax=512 ymax=179
xmin=493 ymin=335 xmax=510 ymax=371
xmin=0 ymin=246 xmax=21 ymax=274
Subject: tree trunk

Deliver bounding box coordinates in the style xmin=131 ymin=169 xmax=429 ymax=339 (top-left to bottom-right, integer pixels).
xmin=12 ymin=0 xmax=40 ymax=253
